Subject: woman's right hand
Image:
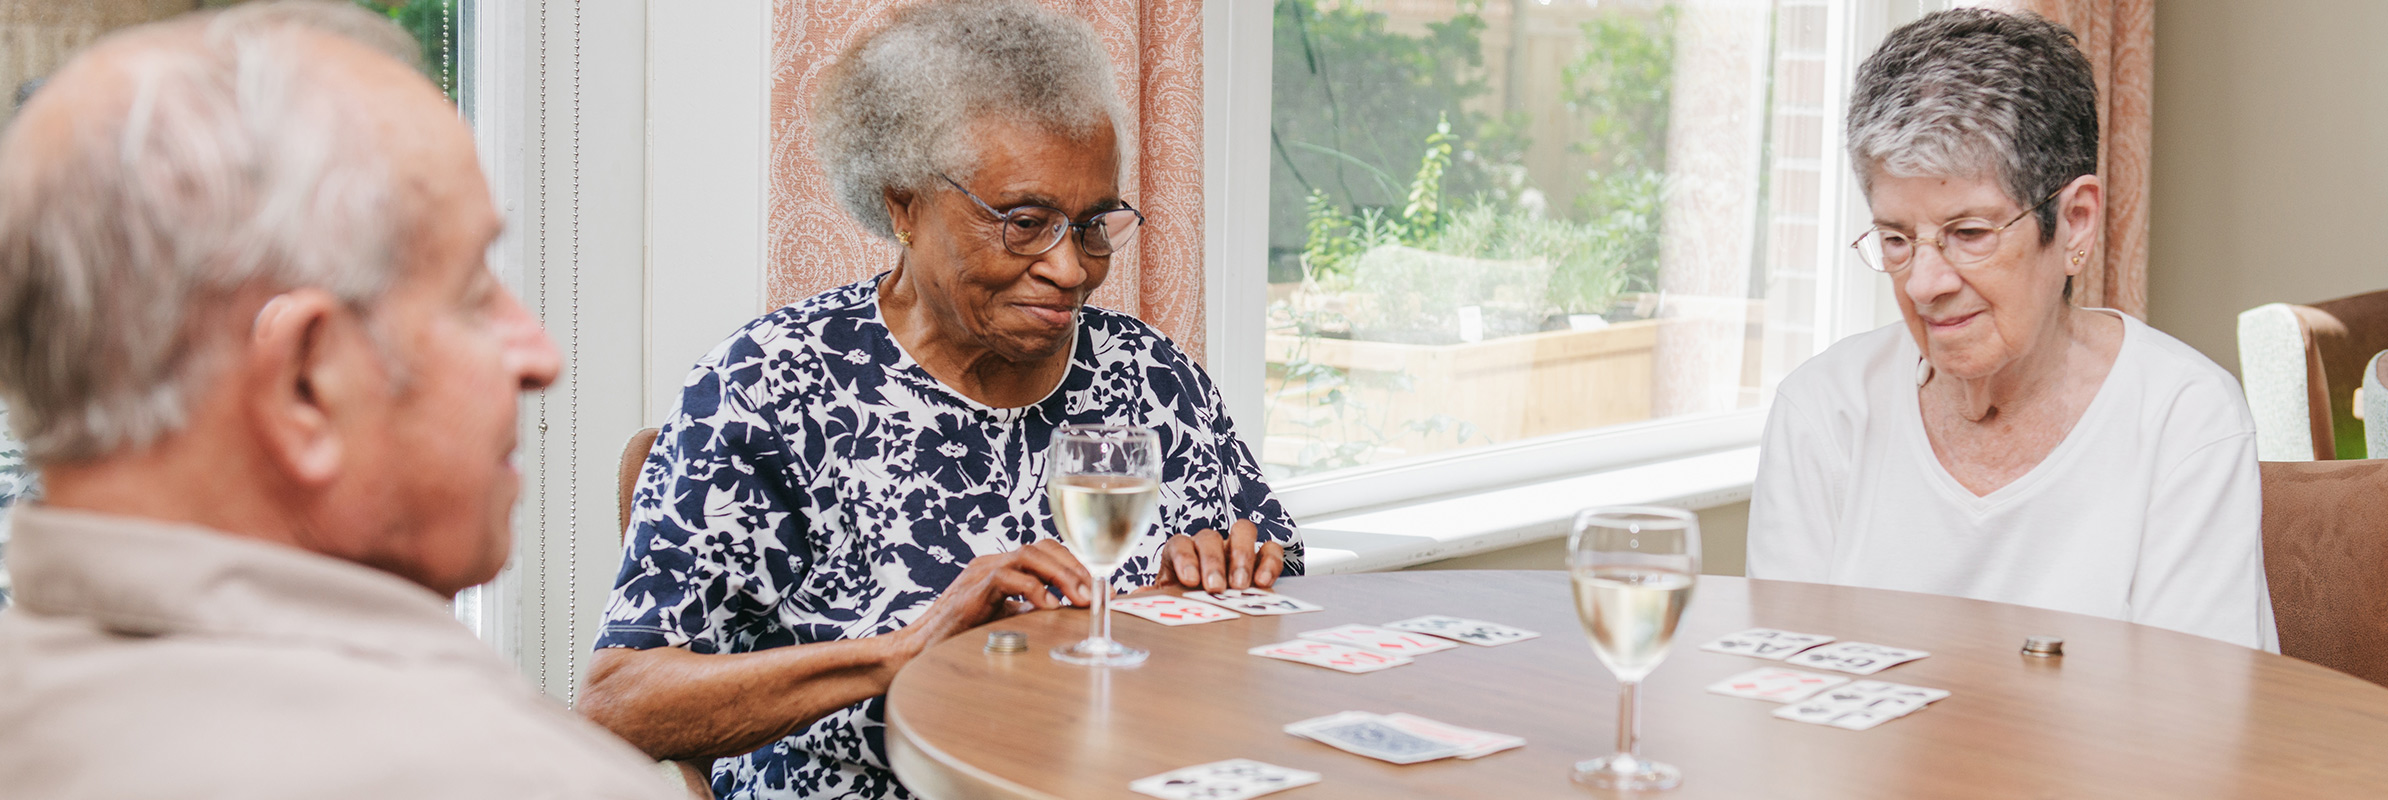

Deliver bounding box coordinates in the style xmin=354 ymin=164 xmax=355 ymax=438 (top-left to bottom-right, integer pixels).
xmin=895 ymin=540 xmax=1094 ymax=654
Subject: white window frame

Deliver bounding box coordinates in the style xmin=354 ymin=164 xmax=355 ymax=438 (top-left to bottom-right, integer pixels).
xmin=1206 ymin=0 xmax=1923 ymax=523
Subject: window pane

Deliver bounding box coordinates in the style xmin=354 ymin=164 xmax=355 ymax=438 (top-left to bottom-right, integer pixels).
xmin=1264 ymin=0 xmax=1835 ymax=479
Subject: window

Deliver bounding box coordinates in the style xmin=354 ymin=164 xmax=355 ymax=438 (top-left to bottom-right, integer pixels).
xmin=1250 ymin=0 xmax=1880 ymax=509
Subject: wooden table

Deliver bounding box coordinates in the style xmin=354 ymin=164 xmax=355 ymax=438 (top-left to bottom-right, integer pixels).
xmin=886 ymin=572 xmax=2388 ymax=799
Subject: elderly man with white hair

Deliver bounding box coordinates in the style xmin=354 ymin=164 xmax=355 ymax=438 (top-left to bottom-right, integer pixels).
xmin=0 ymin=4 xmax=682 ymax=797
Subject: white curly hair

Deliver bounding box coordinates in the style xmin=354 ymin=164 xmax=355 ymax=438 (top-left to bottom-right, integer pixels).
xmin=813 ymin=0 xmax=1132 ymax=241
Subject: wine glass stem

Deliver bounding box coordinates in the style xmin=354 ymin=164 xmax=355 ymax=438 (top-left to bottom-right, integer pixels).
xmin=1088 ymin=573 xmax=1113 ymax=646
xmin=1616 ymin=679 xmax=1643 ymax=761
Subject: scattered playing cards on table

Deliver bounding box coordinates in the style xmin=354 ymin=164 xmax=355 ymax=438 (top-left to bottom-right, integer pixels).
xmin=1297 ymin=624 xmax=1461 ymax=656
xmin=1772 ymin=680 xmax=1951 ymax=731
xmin=1181 ymin=589 xmax=1324 ymax=615
xmin=1113 ymin=596 xmax=1240 ymax=626
xmin=1700 ymin=628 xmax=1836 ymax=660
xmin=1249 ymin=640 xmax=1412 ymax=673
xmin=1129 ymin=758 xmax=1320 ymax=800
xmin=1283 ymin=711 xmax=1519 ymax=764
xmin=1705 ymin=667 xmax=1850 ymax=703
xmin=1379 ymin=615 xmax=1540 ymax=646
xmin=1782 ymin=641 xmax=1930 ymax=675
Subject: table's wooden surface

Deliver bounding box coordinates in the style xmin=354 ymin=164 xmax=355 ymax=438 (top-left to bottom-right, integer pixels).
xmin=886 ymin=572 xmax=2388 ymax=799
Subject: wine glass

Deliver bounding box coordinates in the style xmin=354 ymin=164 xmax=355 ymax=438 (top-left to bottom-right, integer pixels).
xmin=1046 ymin=424 xmax=1160 ymax=667
xmin=1569 ymin=506 xmax=1700 ymax=791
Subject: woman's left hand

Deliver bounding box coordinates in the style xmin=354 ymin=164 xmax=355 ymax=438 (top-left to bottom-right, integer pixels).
xmin=1153 ymin=519 xmax=1285 ymax=593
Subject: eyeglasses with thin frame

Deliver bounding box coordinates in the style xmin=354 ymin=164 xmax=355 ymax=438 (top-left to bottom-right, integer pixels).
xmin=1850 ymin=187 xmax=2063 ymax=273
xmin=938 ymin=173 xmax=1144 ymax=258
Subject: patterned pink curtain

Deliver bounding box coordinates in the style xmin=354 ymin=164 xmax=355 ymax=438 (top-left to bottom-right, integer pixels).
xmin=1966 ymin=0 xmax=2156 ymax=318
xmin=767 ymin=0 xmax=1210 ymax=361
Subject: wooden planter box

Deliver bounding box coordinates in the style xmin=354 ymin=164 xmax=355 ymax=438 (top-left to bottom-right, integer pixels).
xmin=1262 ymin=320 xmax=1665 ymax=467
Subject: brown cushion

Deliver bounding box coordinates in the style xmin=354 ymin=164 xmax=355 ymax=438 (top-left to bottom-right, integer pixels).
xmin=2261 ymin=459 xmax=2388 ymax=686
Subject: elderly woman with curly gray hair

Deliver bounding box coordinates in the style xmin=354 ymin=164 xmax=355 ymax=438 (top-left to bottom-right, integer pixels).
xmin=579 ymin=1 xmax=1301 ymax=797
xmin=1748 ymin=9 xmax=2274 ymax=651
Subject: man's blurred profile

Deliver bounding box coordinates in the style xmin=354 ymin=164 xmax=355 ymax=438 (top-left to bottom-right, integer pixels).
xmin=0 ymin=3 xmax=677 ymax=797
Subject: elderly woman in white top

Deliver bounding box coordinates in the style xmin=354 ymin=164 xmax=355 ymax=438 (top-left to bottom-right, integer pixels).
xmin=1747 ymin=9 xmax=2275 ymax=650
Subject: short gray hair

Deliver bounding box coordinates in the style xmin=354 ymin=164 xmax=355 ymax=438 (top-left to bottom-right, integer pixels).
xmin=814 ymin=0 xmax=1130 ymax=241
xmin=1847 ymin=8 xmax=2098 ymax=244
xmin=0 ymin=1 xmax=425 ymax=464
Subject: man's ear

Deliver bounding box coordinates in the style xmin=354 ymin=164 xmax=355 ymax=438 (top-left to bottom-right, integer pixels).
xmin=246 ymin=289 xmax=360 ymax=487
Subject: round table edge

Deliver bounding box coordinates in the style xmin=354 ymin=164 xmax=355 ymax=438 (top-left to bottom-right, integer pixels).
xmin=889 ymin=699 xmax=1061 ymax=800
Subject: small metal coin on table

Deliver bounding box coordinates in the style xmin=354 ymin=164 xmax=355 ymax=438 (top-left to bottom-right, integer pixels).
xmin=887 ymin=571 xmax=2388 ymax=799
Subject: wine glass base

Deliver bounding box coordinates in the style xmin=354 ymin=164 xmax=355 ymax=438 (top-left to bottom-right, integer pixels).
xmin=1050 ymin=638 xmax=1147 ymax=667
xmin=1573 ymin=754 xmax=1680 ymax=791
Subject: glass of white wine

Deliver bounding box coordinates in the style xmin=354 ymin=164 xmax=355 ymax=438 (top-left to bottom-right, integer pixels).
xmin=1046 ymin=424 xmax=1160 ymax=667
xmin=1569 ymin=505 xmax=1700 ymax=791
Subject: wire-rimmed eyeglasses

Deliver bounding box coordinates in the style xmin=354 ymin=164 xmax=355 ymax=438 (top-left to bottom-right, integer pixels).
xmin=938 ymin=173 xmax=1144 ymax=258
xmin=1850 ymin=187 xmax=2062 ymax=273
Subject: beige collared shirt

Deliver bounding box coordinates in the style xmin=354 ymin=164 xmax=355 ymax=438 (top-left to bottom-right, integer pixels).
xmin=0 ymin=506 xmax=682 ymax=800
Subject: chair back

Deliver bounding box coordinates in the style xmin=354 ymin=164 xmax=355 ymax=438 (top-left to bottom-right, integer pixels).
xmin=617 ymin=427 xmax=660 ymax=544
xmin=2261 ymin=459 xmax=2388 ymax=688
xmin=2239 ymin=289 xmax=2388 ymax=460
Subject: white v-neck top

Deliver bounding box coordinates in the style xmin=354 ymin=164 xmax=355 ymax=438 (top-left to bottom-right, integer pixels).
xmin=1747 ymin=312 xmax=2278 ymax=651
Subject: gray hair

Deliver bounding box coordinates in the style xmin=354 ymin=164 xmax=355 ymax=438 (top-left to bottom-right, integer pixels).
xmin=814 ymin=0 xmax=1130 ymax=241
xmin=1847 ymin=8 xmax=2098 ymax=244
xmin=0 ymin=1 xmax=425 ymax=464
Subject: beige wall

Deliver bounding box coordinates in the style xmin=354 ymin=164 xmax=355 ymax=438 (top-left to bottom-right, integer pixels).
xmin=2146 ymin=0 xmax=2388 ymax=374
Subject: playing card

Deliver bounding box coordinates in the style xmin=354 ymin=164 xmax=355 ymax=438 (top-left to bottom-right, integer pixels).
xmin=1782 ymin=642 xmax=1930 ymax=675
xmin=1129 ymin=758 xmax=1321 ymax=800
xmin=1283 ymin=712 xmax=1468 ymax=764
xmin=1248 ymin=640 xmax=1413 ymax=673
xmin=1377 ymin=713 xmax=1525 ymax=759
xmin=1772 ymin=680 xmax=1950 ymax=731
xmin=1379 ymin=615 xmax=1541 ymax=646
xmin=1296 ymin=624 xmax=1461 ymax=656
xmin=1181 ymin=589 xmax=1324 ymax=615
xmin=1699 ymin=628 xmax=1836 ymax=660
xmin=1704 ymin=667 xmax=1850 ymax=703
xmin=1113 ymin=596 xmax=1240 ymax=626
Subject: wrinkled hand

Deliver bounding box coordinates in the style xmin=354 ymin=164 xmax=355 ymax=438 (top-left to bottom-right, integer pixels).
xmin=1152 ymin=519 xmax=1285 ymax=593
xmin=897 ymin=540 xmax=1093 ymax=652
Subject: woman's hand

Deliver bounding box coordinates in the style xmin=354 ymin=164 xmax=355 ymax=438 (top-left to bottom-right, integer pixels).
xmin=896 ymin=540 xmax=1093 ymax=654
xmin=1153 ymin=519 xmax=1286 ymax=593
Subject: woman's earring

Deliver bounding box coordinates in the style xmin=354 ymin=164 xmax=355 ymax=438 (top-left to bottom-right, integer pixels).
xmin=896 ymin=230 xmax=913 ymax=247
xmin=1915 ymin=356 xmax=1934 ymax=387
xmin=2070 ymin=250 xmax=2085 ymax=266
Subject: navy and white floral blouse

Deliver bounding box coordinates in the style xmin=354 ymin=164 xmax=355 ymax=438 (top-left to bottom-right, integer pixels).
xmin=597 ymin=276 xmax=1301 ymax=800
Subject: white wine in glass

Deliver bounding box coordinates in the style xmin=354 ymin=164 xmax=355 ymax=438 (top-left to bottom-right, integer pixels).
xmin=1046 ymin=424 xmax=1160 ymax=667
xmin=1569 ymin=506 xmax=1700 ymax=791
